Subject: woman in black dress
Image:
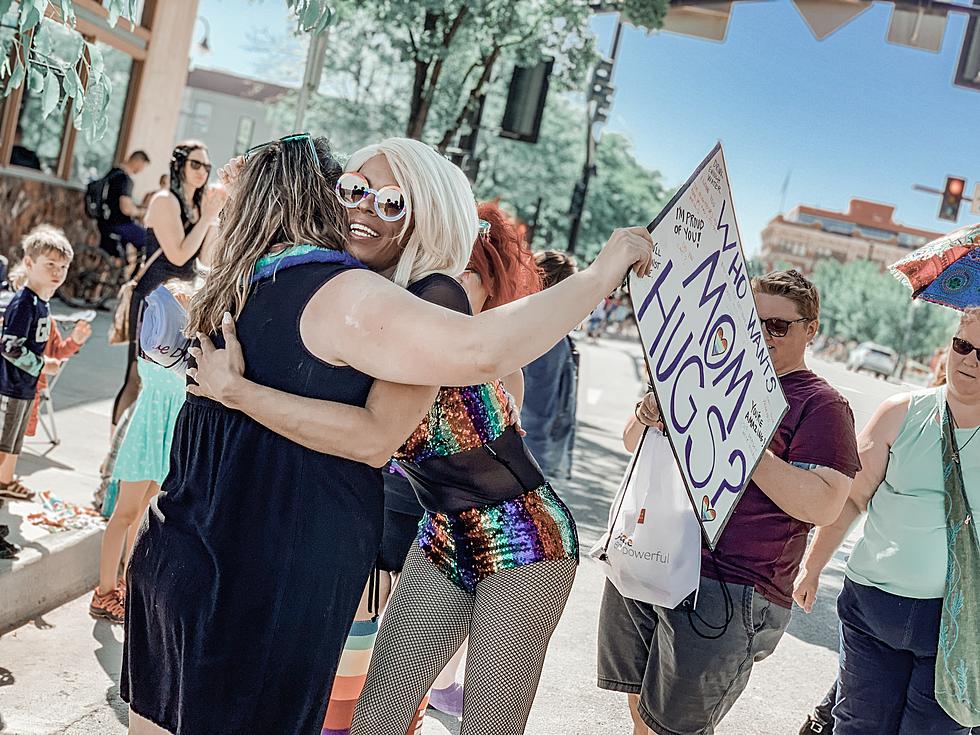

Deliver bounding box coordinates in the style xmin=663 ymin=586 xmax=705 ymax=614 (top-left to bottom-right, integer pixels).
xmin=125 ymin=134 xmax=652 ymax=735
xmin=111 ymin=140 xmax=224 ymax=428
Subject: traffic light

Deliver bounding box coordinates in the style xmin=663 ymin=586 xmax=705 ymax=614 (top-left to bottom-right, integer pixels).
xmin=500 ymin=60 xmax=554 ymax=144
xmin=955 ymin=4 xmax=980 ymax=91
xmin=588 ymin=57 xmax=615 ymax=126
xmin=939 ymin=176 xmax=966 ymax=222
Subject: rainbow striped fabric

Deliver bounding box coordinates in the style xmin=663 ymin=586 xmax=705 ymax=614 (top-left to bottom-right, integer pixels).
xmin=252 ymin=243 xmax=364 ymax=284
xmin=396 ymin=381 xmax=511 ymax=464
xmin=322 ymin=620 xmax=377 ymax=735
xmin=418 ymin=484 xmax=579 ymax=593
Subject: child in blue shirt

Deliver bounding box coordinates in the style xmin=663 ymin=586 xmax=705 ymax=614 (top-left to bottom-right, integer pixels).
xmin=0 ymin=225 xmax=74 ymax=501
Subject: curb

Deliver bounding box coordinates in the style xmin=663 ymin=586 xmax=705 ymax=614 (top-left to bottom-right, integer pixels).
xmin=0 ymin=525 xmax=101 ymax=634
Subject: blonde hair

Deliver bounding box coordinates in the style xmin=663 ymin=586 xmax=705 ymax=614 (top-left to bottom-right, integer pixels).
xmin=187 ymin=137 xmax=346 ymax=336
xmin=22 ymin=224 xmax=74 ymax=262
xmin=345 ymin=138 xmax=477 ymax=288
xmin=7 ymin=263 xmax=26 ymax=290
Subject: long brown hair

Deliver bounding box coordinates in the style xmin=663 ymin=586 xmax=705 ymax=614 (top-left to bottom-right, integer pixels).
xmin=469 ymin=202 xmax=541 ymax=309
xmin=187 ymin=137 xmax=346 ymax=336
xmin=169 ymin=140 xmax=208 ymax=224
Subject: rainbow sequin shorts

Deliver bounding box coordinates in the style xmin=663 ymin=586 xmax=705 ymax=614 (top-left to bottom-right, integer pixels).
xmin=417 ymin=484 xmax=579 ymax=593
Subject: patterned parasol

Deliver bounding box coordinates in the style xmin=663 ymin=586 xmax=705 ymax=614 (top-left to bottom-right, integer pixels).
xmin=890 ymin=222 xmax=980 ymax=311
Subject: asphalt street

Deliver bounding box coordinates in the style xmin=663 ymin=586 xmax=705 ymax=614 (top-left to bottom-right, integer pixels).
xmin=0 ymin=333 xmax=907 ymax=735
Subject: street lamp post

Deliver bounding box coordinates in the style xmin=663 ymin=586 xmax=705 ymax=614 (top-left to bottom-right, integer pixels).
xmin=196 ymin=17 xmax=212 ymax=55
xmin=294 ymin=31 xmax=330 ymax=132
xmin=567 ymin=15 xmax=624 ymax=254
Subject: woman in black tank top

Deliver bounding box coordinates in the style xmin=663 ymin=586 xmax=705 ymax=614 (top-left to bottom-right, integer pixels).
xmin=110 ymin=140 xmax=226 ymax=427
xmin=182 ymin=137 xmax=653 ymax=735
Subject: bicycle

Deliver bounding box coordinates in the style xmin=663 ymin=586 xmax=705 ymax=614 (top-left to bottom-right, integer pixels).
xmin=58 ymin=234 xmax=139 ymax=309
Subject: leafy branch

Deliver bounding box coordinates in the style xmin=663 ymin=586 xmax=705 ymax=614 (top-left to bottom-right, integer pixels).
xmin=0 ymin=0 xmax=141 ymax=142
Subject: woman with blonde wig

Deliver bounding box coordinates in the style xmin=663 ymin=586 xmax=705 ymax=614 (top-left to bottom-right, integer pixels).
xmin=151 ymin=135 xmax=652 ymax=735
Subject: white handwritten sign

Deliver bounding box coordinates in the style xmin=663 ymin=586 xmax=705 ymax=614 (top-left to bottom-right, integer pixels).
xmin=628 ymin=143 xmax=788 ymax=549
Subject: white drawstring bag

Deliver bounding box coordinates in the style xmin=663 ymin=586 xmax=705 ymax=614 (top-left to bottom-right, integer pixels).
xmin=590 ymin=427 xmax=702 ymax=608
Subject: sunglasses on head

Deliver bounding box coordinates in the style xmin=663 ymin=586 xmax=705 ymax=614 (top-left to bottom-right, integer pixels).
xmin=187 ymin=159 xmax=212 ymax=174
xmin=334 ymin=171 xmax=407 ymax=222
xmin=952 ymin=337 xmax=980 ymax=360
xmin=762 ymin=316 xmax=809 ymax=338
xmin=244 ymin=132 xmax=319 ymax=167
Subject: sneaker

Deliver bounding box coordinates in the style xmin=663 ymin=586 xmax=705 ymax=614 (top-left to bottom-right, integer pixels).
xmin=0 ymin=524 xmax=19 ymax=559
xmin=799 ymin=714 xmax=831 ymax=735
xmin=89 ymin=588 xmax=125 ymax=624
xmin=428 ymin=682 xmax=464 ymax=718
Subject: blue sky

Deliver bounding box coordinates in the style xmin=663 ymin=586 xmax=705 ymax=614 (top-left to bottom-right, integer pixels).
xmin=192 ymin=0 xmax=980 ymax=253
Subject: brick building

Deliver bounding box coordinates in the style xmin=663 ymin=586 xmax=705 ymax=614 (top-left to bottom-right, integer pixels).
xmin=759 ymin=198 xmax=943 ymax=274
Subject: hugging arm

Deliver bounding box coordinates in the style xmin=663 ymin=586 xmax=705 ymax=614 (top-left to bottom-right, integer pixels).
xmin=188 ymin=318 xmax=435 ymax=467
xmin=303 ymin=227 xmax=652 ymax=387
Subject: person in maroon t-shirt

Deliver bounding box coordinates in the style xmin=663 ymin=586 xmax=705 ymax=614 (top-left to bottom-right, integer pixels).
xmin=597 ymin=270 xmax=861 ymax=735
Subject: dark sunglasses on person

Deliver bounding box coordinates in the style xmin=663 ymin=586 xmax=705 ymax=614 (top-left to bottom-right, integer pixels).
xmin=187 ymin=159 xmax=212 ymax=174
xmin=762 ymin=316 xmax=809 ymax=338
xmin=334 ymin=172 xmax=407 ymax=222
xmin=952 ymin=337 xmax=980 ymax=360
xmin=243 ymin=132 xmax=318 ymax=166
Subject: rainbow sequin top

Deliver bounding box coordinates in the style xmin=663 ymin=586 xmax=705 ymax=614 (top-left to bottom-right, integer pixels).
xmin=395 ymin=381 xmax=512 ymax=464
xmin=393 ymin=373 xmax=579 ymax=592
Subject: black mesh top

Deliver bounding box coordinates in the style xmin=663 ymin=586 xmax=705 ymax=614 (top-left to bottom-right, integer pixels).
xmin=392 ymin=274 xmax=546 ymax=515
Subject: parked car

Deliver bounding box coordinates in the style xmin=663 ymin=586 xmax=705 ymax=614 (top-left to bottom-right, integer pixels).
xmin=847 ymin=342 xmax=898 ymax=378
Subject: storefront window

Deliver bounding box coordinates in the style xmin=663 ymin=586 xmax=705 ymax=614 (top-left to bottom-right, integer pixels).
xmin=188 ymin=100 xmax=212 ymax=137
xmin=70 ymin=43 xmax=134 ymax=185
xmin=234 ymin=117 xmax=255 ymax=155
xmin=8 ymin=19 xmax=84 ymax=174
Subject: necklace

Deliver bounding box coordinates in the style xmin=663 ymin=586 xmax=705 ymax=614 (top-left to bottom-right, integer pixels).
xmin=949 ymin=409 xmax=980 ymax=461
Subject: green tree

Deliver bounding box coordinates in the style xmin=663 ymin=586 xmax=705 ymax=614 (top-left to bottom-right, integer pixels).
xmin=811 ymin=258 xmax=957 ymax=360
xmin=315 ymin=0 xmax=666 ymax=145
xmin=471 ymin=94 xmax=668 ymax=258
xmin=574 ymin=131 xmax=669 ymax=259
xmin=5 ymin=0 xmax=669 ymax=145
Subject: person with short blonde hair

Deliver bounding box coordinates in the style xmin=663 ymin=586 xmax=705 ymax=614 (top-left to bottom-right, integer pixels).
xmin=21 ymin=224 xmax=74 ymax=263
xmin=0 ymin=225 xmax=74 ymax=501
xmin=345 ymin=137 xmax=477 ymax=288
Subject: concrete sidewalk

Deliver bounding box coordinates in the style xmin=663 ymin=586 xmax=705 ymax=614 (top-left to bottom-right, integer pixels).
xmin=0 ymin=312 xmax=120 ymax=635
